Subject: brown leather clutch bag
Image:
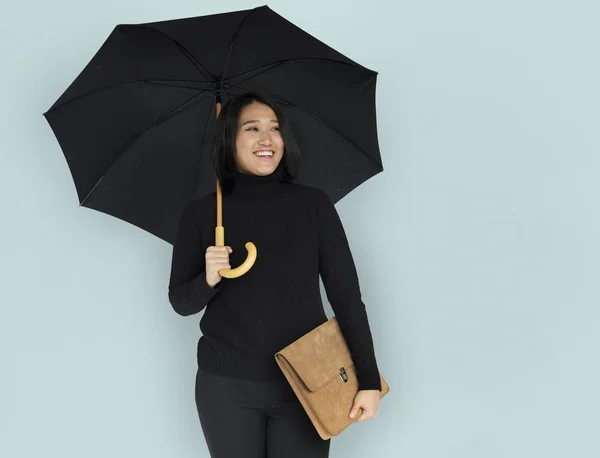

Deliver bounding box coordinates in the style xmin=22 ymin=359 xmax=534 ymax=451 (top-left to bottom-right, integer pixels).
xmin=274 ymin=316 xmax=390 ymax=440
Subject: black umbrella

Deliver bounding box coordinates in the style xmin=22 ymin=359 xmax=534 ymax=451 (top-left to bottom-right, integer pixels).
xmin=42 ymin=5 xmax=384 ymax=276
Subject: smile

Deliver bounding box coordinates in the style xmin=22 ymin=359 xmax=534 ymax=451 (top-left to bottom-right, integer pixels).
xmin=254 ymin=150 xmax=274 ymax=158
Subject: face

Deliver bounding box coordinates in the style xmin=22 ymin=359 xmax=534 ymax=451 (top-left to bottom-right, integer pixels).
xmin=234 ymin=101 xmax=284 ymax=176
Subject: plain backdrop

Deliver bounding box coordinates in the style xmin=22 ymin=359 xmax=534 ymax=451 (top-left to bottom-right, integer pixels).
xmin=1 ymin=1 xmax=599 ymax=457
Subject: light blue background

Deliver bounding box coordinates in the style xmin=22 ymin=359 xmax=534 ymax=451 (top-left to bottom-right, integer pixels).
xmin=2 ymin=1 xmax=598 ymax=457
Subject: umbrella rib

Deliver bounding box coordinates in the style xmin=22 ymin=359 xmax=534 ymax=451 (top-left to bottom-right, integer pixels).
xmin=136 ymin=25 xmax=216 ymax=82
xmin=224 ymin=57 xmax=376 ymax=85
xmin=79 ymin=90 xmax=213 ymax=206
xmin=233 ymin=85 xmax=383 ymax=171
xmin=44 ymin=80 xmax=209 ymax=113
xmin=144 ymin=80 xmax=212 ymax=91
xmin=217 ymin=8 xmax=258 ymax=85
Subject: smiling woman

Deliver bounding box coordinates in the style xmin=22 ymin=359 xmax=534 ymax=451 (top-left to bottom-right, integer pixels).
xmin=210 ymin=91 xmax=303 ymax=196
xmin=235 ymin=102 xmax=285 ymax=174
xmin=168 ymin=90 xmax=382 ymax=458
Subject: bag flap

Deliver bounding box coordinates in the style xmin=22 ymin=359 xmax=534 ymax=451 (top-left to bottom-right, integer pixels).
xmin=275 ymin=317 xmax=355 ymax=392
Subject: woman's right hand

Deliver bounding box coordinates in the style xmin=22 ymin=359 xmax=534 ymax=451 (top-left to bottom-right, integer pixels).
xmin=205 ymin=245 xmax=233 ymax=288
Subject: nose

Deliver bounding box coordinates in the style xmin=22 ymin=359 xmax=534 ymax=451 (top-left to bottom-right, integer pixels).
xmin=258 ymin=131 xmax=273 ymax=145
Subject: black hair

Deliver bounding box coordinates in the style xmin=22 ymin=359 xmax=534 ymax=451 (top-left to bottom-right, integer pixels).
xmin=210 ymin=90 xmax=302 ymax=194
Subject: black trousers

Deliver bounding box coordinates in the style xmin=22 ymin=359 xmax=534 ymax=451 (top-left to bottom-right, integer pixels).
xmin=195 ymin=367 xmax=331 ymax=458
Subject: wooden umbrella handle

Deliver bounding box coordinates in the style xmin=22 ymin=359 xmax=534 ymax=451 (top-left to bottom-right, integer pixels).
xmin=214 ymin=101 xmax=257 ymax=278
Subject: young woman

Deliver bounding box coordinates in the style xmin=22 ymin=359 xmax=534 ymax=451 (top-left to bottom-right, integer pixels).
xmin=168 ymin=91 xmax=382 ymax=458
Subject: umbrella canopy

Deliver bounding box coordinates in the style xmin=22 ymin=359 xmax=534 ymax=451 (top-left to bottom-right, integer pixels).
xmin=43 ymin=5 xmax=384 ymax=245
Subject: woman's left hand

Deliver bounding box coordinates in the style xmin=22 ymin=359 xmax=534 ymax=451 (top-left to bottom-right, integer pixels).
xmin=349 ymin=389 xmax=380 ymax=422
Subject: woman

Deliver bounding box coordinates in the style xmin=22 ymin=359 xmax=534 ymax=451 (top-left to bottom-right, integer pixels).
xmin=168 ymin=91 xmax=382 ymax=458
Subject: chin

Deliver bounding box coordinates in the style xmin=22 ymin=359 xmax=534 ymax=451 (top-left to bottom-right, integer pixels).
xmin=241 ymin=155 xmax=282 ymax=175
xmin=257 ymin=160 xmax=282 ymax=173
xmin=257 ymin=165 xmax=278 ymax=175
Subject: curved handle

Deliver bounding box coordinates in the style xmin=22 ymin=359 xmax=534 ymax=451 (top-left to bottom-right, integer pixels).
xmin=215 ymin=226 xmax=257 ymax=278
xmin=218 ymin=241 xmax=257 ymax=278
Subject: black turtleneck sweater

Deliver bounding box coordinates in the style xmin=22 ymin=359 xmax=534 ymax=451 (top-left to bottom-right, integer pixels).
xmin=167 ymin=163 xmax=382 ymax=391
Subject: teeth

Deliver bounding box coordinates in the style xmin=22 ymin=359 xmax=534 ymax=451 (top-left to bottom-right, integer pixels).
xmin=254 ymin=150 xmax=273 ymax=157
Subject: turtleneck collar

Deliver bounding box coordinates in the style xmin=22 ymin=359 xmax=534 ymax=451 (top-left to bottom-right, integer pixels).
xmin=227 ymin=161 xmax=288 ymax=201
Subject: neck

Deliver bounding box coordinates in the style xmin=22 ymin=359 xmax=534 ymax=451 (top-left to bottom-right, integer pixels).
xmin=228 ymin=162 xmax=287 ymax=200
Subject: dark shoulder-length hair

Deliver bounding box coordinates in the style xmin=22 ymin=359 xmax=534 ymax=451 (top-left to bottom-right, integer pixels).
xmin=210 ymin=90 xmax=302 ymax=194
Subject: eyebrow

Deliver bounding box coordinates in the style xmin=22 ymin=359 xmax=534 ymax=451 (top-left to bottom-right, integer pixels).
xmin=240 ymin=119 xmax=279 ymax=127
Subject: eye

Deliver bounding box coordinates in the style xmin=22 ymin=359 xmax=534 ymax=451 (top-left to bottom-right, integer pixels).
xmin=245 ymin=126 xmax=280 ymax=131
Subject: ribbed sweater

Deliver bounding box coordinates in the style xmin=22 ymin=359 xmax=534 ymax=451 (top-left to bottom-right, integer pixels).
xmin=167 ymin=163 xmax=382 ymax=391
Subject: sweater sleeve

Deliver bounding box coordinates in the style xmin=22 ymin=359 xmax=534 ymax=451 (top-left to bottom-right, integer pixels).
xmin=316 ymin=190 xmax=382 ymax=391
xmin=168 ymin=200 xmax=223 ymax=316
